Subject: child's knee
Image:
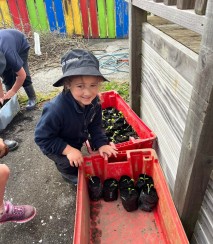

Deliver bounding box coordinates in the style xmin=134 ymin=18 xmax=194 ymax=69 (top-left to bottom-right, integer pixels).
xmin=0 ymin=164 xmax=10 ymax=179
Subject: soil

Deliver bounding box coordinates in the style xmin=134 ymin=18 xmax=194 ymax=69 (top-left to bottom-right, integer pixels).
xmin=0 ymin=36 xmax=129 ymax=244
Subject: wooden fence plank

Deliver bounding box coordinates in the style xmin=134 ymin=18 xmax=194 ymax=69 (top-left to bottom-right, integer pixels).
xmin=97 ymin=0 xmax=107 ymax=38
xmin=71 ymin=0 xmax=83 ymax=35
xmin=62 ymin=0 xmax=74 ymax=36
xmin=16 ymin=0 xmax=31 ymax=34
xmin=177 ymin=0 xmax=196 ymax=9
xmin=129 ymin=4 xmax=146 ymax=115
xmin=0 ymin=0 xmax=13 ymax=28
xmin=195 ymin=0 xmax=207 ymax=15
xmin=79 ymin=0 xmax=90 ymax=38
xmin=7 ymin=0 xmax=22 ymax=31
xmin=89 ymin=0 xmax=99 ymax=38
xmin=106 ymin=0 xmax=116 ymax=38
xmin=115 ymin=0 xmax=124 ymax=38
xmin=164 ymin=0 xmax=177 ymax=5
xmin=0 ymin=8 xmax=3 ymax=28
xmin=26 ymin=0 xmax=40 ymax=31
xmin=132 ymin=0 xmax=204 ymax=34
xmin=35 ymin=0 xmax=49 ymax=31
xmin=116 ymin=0 xmax=129 ymax=38
xmin=174 ymin=0 xmax=213 ymax=238
xmin=54 ymin=0 xmax=66 ymax=33
xmin=123 ymin=0 xmax=129 ymax=37
xmin=45 ymin=0 xmax=57 ymax=31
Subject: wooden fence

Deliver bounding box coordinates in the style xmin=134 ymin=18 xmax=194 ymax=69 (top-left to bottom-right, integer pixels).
xmin=0 ymin=0 xmax=128 ymax=38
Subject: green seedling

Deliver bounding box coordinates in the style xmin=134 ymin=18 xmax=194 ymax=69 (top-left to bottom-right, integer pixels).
xmin=110 ymin=181 xmax=118 ymax=188
xmin=86 ymin=174 xmax=95 ymax=184
xmin=147 ymin=184 xmax=154 ymax=194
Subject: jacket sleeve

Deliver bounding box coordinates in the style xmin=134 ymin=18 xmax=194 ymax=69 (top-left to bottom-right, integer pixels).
xmin=34 ymin=104 xmax=67 ymax=155
xmin=88 ymin=105 xmax=108 ymax=149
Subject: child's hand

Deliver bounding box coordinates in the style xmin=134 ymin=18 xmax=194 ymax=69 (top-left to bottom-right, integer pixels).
xmin=66 ymin=148 xmax=84 ymax=167
xmin=98 ymin=145 xmax=118 ymax=160
xmin=0 ymin=138 xmax=9 ymax=158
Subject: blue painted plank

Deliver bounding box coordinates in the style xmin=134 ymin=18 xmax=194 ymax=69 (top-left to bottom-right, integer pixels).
xmin=115 ymin=0 xmax=123 ymax=38
xmin=123 ymin=0 xmax=129 ymax=37
xmin=54 ymin=0 xmax=66 ymax=34
xmin=45 ymin=0 xmax=57 ymax=31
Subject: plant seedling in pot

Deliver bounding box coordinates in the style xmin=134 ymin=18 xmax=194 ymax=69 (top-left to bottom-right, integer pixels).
xmin=138 ymin=183 xmax=159 ymax=212
xmin=135 ymin=173 xmax=154 ymax=194
xmin=103 ymin=178 xmax=118 ymax=202
xmin=87 ymin=175 xmax=102 ymax=201
xmin=119 ymin=175 xmax=134 ymax=191
xmin=120 ymin=187 xmax=139 ymax=212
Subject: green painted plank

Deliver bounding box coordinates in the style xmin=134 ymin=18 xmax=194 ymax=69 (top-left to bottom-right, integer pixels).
xmin=35 ymin=0 xmax=49 ymax=31
xmin=26 ymin=0 xmax=40 ymax=30
xmin=106 ymin=0 xmax=115 ymax=38
xmin=97 ymin=0 xmax=107 ymax=38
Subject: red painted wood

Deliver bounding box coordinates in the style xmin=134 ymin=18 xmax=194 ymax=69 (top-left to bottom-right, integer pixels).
xmin=7 ymin=0 xmax=22 ymax=31
xmin=89 ymin=0 xmax=99 ymax=38
xmin=16 ymin=0 xmax=31 ymax=34
xmin=79 ymin=0 xmax=90 ymax=38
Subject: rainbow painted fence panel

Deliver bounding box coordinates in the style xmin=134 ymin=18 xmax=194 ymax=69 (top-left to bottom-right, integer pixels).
xmin=0 ymin=0 xmax=129 ymax=38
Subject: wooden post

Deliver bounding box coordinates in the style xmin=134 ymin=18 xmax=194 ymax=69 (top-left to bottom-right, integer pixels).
xmin=129 ymin=1 xmax=146 ymax=116
xmin=174 ymin=0 xmax=213 ymax=239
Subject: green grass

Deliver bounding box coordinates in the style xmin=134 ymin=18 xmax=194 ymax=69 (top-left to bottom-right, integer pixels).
xmin=101 ymin=80 xmax=129 ymax=102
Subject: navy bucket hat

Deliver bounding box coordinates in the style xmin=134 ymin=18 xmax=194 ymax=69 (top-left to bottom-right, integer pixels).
xmin=53 ymin=49 xmax=109 ymax=87
xmin=0 ymin=51 xmax=6 ymax=76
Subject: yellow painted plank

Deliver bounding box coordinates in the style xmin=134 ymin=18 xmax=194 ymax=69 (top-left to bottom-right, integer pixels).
xmin=62 ymin=0 xmax=74 ymax=36
xmin=0 ymin=0 xmax=13 ymax=28
xmin=0 ymin=8 xmax=4 ymax=28
xmin=71 ymin=0 xmax=83 ymax=35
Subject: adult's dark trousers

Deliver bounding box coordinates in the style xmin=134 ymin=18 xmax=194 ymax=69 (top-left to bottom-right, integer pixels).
xmin=46 ymin=154 xmax=78 ymax=176
xmin=2 ymin=48 xmax=32 ymax=89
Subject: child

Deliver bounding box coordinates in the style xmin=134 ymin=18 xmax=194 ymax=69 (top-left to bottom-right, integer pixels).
xmin=35 ymin=49 xmax=118 ymax=185
xmin=0 ymin=29 xmax=36 ymax=109
xmin=0 ymin=138 xmax=36 ymax=224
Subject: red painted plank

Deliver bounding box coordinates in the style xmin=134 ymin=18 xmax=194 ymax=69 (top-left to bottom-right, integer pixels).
xmin=79 ymin=0 xmax=90 ymax=38
xmin=7 ymin=0 xmax=22 ymax=31
xmin=16 ymin=0 xmax=31 ymax=34
xmin=89 ymin=0 xmax=99 ymax=38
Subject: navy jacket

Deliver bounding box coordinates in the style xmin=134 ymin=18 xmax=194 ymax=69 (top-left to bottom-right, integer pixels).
xmin=35 ymin=91 xmax=108 ymax=155
xmin=0 ymin=29 xmax=30 ymax=72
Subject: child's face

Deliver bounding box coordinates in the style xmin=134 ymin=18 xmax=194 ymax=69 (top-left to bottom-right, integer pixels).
xmin=67 ymin=76 xmax=102 ymax=106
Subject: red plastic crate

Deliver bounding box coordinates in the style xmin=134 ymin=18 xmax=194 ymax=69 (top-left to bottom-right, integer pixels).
xmin=73 ymin=149 xmax=188 ymax=244
xmin=86 ymin=90 xmax=156 ymax=154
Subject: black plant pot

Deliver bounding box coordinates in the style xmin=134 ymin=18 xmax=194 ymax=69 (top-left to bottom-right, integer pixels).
xmin=138 ymin=184 xmax=159 ymax=212
xmin=103 ymin=178 xmax=118 ymax=202
xmin=120 ymin=188 xmax=139 ymax=212
xmin=119 ymin=175 xmax=134 ymax=191
xmin=88 ymin=176 xmax=102 ymax=201
xmin=135 ymin=174 xmax=154 ymax=194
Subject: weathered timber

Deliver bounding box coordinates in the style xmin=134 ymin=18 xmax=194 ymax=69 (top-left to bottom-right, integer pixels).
xmin=129 ymin=5 xmax=146 ymax=116
xmin=141 ymin=40 xmax=194 ymax=191
xmin=174 ymin=0 xmax=213 ymax=239
xmin=142 ymin=23 xmax=198 ymax=85
xmin=195 ymin=0 xmax=207 ymax=15
xmin=164 ymin=0 xmax=177 ymax=5
xmin=131 ymin=0 xmax=205 ymax=34
xmin=177 ymin=0 xmax=195 ymax=9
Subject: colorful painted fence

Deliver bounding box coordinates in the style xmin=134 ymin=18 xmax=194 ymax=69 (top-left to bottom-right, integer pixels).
xmin=0 ymin=0 xmax=128 ymax=38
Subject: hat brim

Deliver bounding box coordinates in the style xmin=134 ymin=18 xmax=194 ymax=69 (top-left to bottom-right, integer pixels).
xmin=53 ymin=66 xmax=109 ymax=87
xmin=0 ymin=52 xmax=6 ymax=75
